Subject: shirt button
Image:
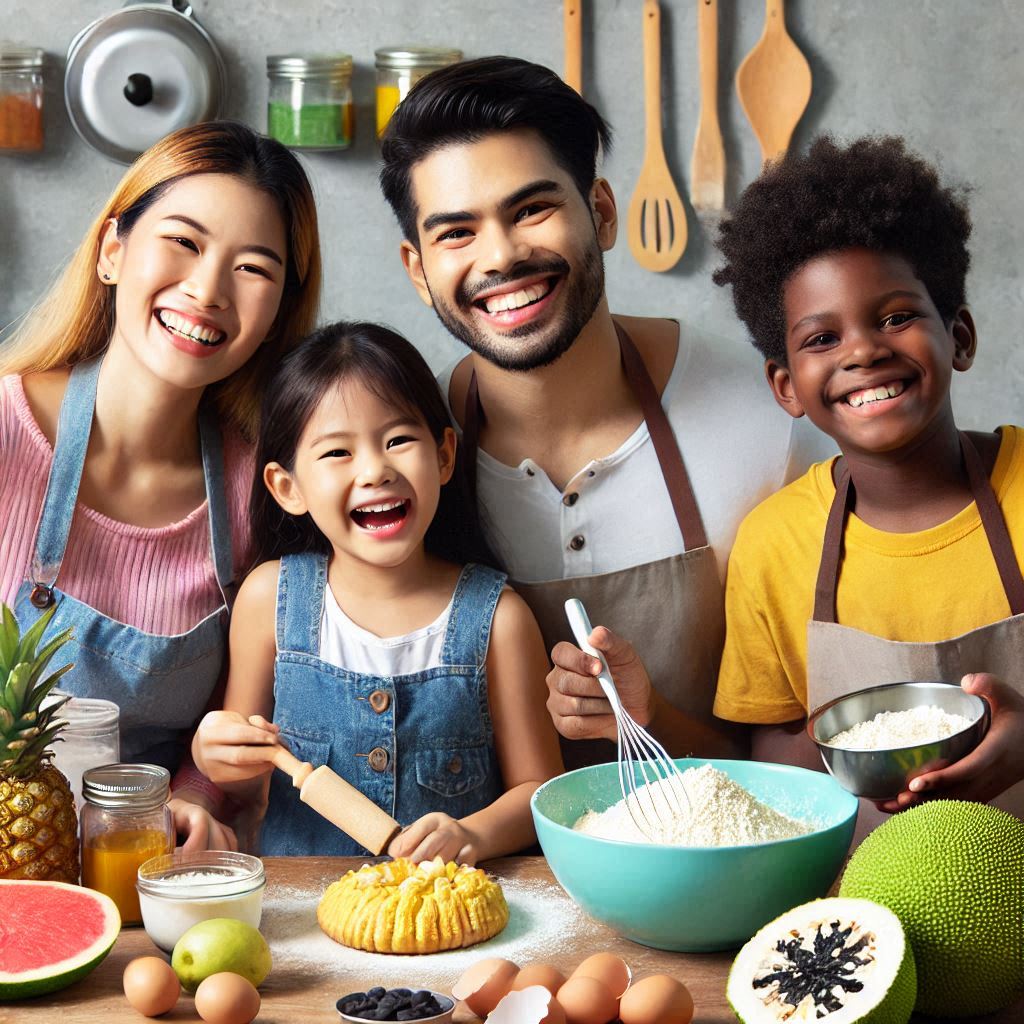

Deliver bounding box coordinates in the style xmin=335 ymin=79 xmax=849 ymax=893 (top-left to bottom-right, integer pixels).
xmin=367 ymin=747 xmax=390 ymax=772
xmin=562 ymin=491 xmax=579 ymax=507
xmin=447 ymin=755 xmax=463 ymax=775
xmin=369 ymin=690 xmax=391 ymax=713
xmin=569 ymin=535 xmax=586 ymax=551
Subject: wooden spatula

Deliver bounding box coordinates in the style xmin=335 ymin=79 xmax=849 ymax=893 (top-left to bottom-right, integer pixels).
xmin=627 ymin=0 xmax=687 ymax=272
xmin=735 ymin=0 xmax=812 ymax=165
xmin=564 ymin=0 xmax=582 ymax=94
xmin=690 ymin=0 xmax=725 ymax=213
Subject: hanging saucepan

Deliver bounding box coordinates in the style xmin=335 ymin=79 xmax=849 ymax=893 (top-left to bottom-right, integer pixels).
xmin=65 ymin=0 xmax=226 ymax=164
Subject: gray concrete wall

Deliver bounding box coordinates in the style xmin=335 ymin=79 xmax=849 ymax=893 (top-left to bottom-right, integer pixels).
xmin=2 ymin=0 xmax=1021 ymax=428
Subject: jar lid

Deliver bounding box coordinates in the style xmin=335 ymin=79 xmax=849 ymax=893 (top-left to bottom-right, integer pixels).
xmin=137 ymin=850 xmax=265 ymax=899
xmin=0 ymin=44 xmax=45 ymax=70
xmin=64 ymin=2 xmax=226 ymax=164
xmin=374 ymin=46 xmax=463 ymax=71
xmin=266 ymin=54 xmax=353 ymax=81
xmin=82 ymin=763 xmax=170 ymax=811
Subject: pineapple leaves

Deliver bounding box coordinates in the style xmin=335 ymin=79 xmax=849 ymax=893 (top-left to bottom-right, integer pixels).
xmin=0 ymin=604 xmax=19 ymax=669
xmin=11 ymin=602 xmax=59 ymax=667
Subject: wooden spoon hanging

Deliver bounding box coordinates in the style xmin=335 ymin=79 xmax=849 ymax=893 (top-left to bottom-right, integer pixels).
xmin=627 ymin=0 xmax=687 ymax=272
xmin=735 ymin=0 xmax=812 ymax=165
xmin=690 ymin=0 xmax=725 ymax=213
xmin=564 ymin=0 xmax=582 ymax=94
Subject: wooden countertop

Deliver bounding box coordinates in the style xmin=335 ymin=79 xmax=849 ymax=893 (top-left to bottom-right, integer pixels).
xmin=3 ymin=857 xmax=1020 ymax=1024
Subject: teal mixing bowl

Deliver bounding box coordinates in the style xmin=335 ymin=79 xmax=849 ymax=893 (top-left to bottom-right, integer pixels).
xmin=531 ymin=758 xmax=858 ymax=952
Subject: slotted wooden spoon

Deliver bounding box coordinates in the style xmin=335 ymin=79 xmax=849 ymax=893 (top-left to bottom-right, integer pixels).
xmin=627 ymin=0 xmax=687 ymax=272
xmin=735 ymin=0 xmax=812 ymax=165
xmin=564 ymin=0 xmax=582 ymax=94
xmin=690 ymin=0 xmax=725 ymax=212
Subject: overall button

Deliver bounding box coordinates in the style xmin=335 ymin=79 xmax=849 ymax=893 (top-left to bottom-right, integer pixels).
xmin=569 ymin=535 xmax=586 ymax=551
xmin=367 ymin=747 xmax=390 ymax=772
xmin=369 ymin=690 xmax=391 ymax=713
xmin=562 ymin=492 xmax=579 ymax=507
xmin=447 ymin=755 xmax=463 ymax=775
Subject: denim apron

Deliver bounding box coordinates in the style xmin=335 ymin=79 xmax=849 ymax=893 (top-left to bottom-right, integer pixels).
xmin=807 ymin=431 xmax=1024 ymax=838
xmin=464 ymin=321 xmax=738 ymax=770
xmin=261 ymin=554 xmax=506 ymax=856
xmin=14 ymin=356 xmax=236 ymax=772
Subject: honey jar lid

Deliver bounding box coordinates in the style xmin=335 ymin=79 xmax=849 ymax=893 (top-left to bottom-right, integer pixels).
xmin=374 ymin=46 xmax=463 ymax=71
xmin=82 ymin=763 xmax=170 ymax=811
xmin=0 ymin=44 xmax=45 ymax=70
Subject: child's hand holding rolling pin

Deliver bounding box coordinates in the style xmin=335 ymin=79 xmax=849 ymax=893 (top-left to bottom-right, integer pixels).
xmin=192 ymin=712 xmax=283 ymax=786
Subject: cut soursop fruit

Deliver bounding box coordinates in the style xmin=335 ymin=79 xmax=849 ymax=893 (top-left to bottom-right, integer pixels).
xmin=727 ymin=897 xmax=916 ymax=1024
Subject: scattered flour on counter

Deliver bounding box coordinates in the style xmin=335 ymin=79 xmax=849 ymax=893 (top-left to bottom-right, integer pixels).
xmin=573 ymin=763 xmax=812 ymax=847
xmin=262 ymin=874 xmax=594 ymax=988
xmin=826 ymin=705 xmax=972 ymax=750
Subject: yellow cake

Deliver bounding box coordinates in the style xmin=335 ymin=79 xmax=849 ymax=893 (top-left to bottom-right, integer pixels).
xmin=317 ymin=856 xmax=509 ymax=954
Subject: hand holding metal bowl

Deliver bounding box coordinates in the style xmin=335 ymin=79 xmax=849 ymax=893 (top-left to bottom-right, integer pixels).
xmin=807 ymin=681 xmax=990 ymax=800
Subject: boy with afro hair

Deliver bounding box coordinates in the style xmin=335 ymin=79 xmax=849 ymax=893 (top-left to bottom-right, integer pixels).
xmin=713 ymin=135 xmax=1024 ymax=817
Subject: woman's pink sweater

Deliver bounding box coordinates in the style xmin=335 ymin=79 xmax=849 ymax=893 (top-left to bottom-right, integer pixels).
xmin=1 ymin=374 xmax=256 ymax=634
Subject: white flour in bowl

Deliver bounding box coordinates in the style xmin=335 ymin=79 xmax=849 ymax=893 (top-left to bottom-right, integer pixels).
xmin=573 ymin=763 xmax=812 ymax=847
xmin=825 ymin=705 xmax=972 ymax=750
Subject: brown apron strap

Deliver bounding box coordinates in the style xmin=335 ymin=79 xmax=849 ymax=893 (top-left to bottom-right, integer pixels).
xmin=813 ymin=433 xmax=1024 ymax=623
xmin=462 ymin=321 xmax=708 ymax=551
xmin=961 ymin=433 xmax=1024 ymax=615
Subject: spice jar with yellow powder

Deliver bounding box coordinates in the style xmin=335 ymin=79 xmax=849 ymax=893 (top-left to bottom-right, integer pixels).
xmin=374 ymin=46 xmax=462 ymax=137
xmin=81 ymin=764 xmax=174 ymax=925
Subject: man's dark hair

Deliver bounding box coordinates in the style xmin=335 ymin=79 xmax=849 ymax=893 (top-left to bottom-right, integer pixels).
xmin=380 ymin=55 xmax=612 ymax=244
xmin=713 ymin=135 xmax=972 ymax=365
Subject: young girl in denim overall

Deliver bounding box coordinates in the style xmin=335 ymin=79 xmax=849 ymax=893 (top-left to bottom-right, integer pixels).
xmin=194 ymin=322 xmax=563 ymax=862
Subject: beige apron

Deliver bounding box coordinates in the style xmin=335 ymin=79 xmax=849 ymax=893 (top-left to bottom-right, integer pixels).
xmin=807 ymin=432 xmax=1024 ymax=838
xmin=465 ymin=322 xmax=739 ymax=771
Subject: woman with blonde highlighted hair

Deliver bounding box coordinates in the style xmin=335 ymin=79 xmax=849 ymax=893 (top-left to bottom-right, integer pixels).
xmin=0 ymin=120 xmax=321 ymax=850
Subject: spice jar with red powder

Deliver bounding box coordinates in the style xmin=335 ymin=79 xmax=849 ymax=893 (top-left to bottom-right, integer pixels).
xmin=0 ymin=44 xmax=45 ymax=152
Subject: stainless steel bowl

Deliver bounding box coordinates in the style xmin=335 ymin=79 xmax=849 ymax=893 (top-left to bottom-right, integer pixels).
xmin=807 ymin=681 xmax=989 ymax=799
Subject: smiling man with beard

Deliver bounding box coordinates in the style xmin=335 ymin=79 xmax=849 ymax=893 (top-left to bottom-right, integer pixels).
xmin=379 ymin=57 xmax=828 ymax=767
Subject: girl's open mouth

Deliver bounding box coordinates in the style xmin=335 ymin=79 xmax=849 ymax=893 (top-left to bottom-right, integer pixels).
xmin=157 ymin=310 xmax=227 ymax=347
xmin=350 ymin=499 xmax=410 ymax=532
xmin=841 ymin=379 xmax=909 ymax=410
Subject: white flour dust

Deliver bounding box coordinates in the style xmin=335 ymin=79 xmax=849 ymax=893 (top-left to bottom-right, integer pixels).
xmin=262 ymin=874 xmax=594 ymax=989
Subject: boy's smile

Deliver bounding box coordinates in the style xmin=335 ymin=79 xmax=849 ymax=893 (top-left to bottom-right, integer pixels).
xmin=766 ymin=248 xmax=976 ymax=458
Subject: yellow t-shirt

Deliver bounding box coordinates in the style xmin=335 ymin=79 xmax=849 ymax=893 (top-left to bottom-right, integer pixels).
xmin=714 ymin=426 xmax=1024 ymax=724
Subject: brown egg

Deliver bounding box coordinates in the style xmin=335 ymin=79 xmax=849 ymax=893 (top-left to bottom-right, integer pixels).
xmin=194 ymin=972 xmax=261 ymax=1024
xmin=511 ymin=963 xmax=567 ymax=995
xmin=555 ymin=975 xmax=619 ymax=1024
xmin=488 ymin=985 xmax=567 ymax=1024
xmin=123 ymin=956 xmax=181 ymax=1017
xmin=618 ymin=974 xmax=694 ymax=1024
xmin=451 ymin=957 xmax=520 ymax=1017
xmin=570 ymin=952 xmax=632 ymax=999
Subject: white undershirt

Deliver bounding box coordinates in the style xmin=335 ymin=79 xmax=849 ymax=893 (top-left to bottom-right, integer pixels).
xmin=439 ymin=320 xmax=834 ymax=583
xmin=318 ymin=583 xmax=450 ymax=676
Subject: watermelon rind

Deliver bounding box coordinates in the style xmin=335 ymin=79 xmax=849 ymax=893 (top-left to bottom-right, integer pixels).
xmin=0 ymin=879 xmax=121 ymax=1000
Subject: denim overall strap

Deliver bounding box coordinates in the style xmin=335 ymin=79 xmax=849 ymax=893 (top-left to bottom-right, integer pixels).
xmin=440 ymin=564 xmax=508 ymax=667
xmin=198 ymin=398 xmax=236 ymax=609
xmin=277 ymin=552 xmax=329 ymax=655
xmin=30 ymin=357 xmax=101 ymax=591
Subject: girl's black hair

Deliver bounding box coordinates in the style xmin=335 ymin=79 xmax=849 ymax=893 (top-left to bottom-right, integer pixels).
xmin=250 ymin=320 xmax=500 ymax=571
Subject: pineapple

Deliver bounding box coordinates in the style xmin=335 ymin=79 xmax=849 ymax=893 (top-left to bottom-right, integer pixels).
xmin=0 ymin=602 xmax=79 ymax=882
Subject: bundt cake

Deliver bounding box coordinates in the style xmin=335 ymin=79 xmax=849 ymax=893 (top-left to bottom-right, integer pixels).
xmin=317 ymin=856 xmax=509 ymax=954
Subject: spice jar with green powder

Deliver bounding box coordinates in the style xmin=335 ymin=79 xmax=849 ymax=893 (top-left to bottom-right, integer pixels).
xmin=267 ymin=54 xmax=353 ymax=150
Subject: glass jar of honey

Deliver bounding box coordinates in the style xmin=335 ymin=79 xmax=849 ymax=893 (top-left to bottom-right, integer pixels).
xmin=267 ymin=54 xmax=354 ymax=150
xmin=0 ymin=43 xmax=45 ymax=152
xmin=81 ymin=764 xmax=174 ymax=926
xmin=374 ymin=46 xmax=462 ymax=138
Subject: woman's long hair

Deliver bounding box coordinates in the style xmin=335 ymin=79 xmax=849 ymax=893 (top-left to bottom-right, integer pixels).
xmin=251 ymin=321 xmax=499 ymax=572
xmin=0 ymin=120 xmax=321 ymax=440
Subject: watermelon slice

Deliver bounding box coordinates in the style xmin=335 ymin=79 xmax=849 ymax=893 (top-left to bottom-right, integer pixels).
xmin=0 ymin=879 xmax=120 ymax=999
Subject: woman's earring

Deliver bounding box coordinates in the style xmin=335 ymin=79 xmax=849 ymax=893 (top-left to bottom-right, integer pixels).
xmin=102 ymin=273 xmax=111 ymax=281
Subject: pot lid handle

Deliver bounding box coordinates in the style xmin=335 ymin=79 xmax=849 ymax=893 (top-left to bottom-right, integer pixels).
xmin=123 ymin=72 xmax=153 ymax=106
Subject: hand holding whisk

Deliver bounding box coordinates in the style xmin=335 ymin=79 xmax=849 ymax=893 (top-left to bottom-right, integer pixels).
xmin=564 ymin=599 xmax=691 ymax=840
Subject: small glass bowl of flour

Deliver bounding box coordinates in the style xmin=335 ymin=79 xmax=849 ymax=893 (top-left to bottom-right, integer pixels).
xmin=807 ymin=680 xmax=990 ymax=799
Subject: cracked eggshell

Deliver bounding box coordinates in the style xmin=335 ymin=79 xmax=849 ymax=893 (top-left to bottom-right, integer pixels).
xmin=510 ymin=963 xmax=567 ymax=995
xmin=554 ymin=975 xmax=619 ymax=1024
xmin=486 ymin=985 xmax=566 ymax=1024
xmin=451 ymin=957 xmax=520 ymax=1017
xmin=569 ymin=952 xmax=632 ymax=999
xmin=618 ymin=974 xmax=694 ymax=1024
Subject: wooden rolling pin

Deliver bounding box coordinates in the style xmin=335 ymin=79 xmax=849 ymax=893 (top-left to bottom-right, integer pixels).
xmin=272 ymin=746 xmax=402 ymax=855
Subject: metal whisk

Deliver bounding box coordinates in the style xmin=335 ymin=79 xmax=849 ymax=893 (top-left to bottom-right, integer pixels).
xmin=565 ymin=599 xmax=691 ymax=841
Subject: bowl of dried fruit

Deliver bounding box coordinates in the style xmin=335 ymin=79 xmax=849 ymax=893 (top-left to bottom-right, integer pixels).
xmin=336 ymin=986 xmax=454 ymax=1023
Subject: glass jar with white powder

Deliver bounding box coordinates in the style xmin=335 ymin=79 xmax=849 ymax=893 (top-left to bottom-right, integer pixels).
xmin=137 ymin=850 xmax=265 ymax=952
